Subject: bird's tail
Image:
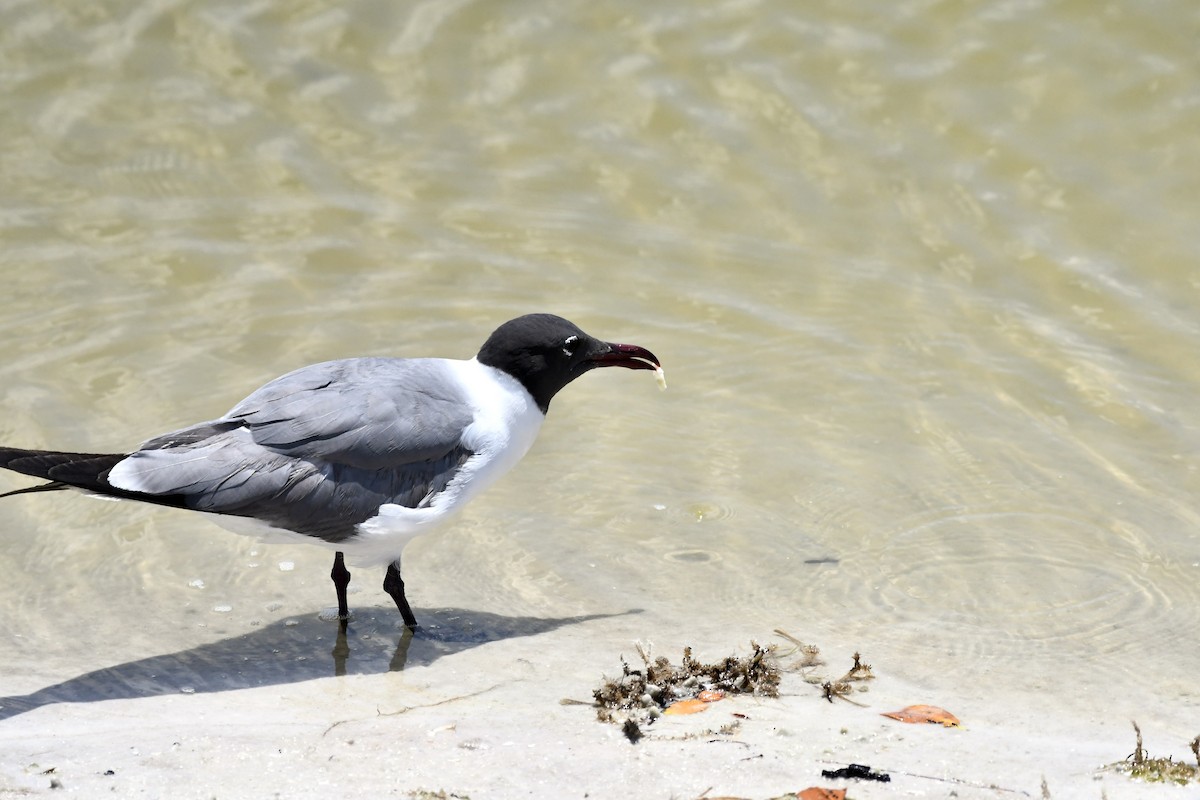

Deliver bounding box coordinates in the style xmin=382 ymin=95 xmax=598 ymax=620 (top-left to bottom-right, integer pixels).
xmin=0 ymin=448 xmax=128 ymax=499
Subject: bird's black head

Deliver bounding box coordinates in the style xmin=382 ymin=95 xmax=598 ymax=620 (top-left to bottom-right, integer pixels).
xmin=476 ymin=313 xmax=661 ymax=413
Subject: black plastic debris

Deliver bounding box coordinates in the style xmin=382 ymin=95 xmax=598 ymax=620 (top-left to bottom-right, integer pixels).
xmin=821 ymin=763 xmax=891 ymax=782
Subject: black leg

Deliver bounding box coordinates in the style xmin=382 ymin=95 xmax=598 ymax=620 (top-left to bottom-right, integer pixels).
xmin=383 ymin=560 xmax=418 ymax=629
xmin=331 ymin=551 xmax=351 ymax=620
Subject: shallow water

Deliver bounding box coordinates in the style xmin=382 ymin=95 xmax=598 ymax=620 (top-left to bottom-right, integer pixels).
xmin=1 ymin=0 xmax=1198 ymax=743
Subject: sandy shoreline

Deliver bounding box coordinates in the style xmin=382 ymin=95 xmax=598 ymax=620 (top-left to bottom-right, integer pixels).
xmin=2 ymin=608 xmax=1193 ymax=799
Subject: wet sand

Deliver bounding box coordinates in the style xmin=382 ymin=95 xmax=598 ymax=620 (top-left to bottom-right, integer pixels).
xmin=0 ymin=609 xmax=1186 ymax=799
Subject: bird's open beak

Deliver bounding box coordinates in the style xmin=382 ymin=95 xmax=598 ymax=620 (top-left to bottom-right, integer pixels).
xmin=591 ymin=342 xmax=662 ymax=372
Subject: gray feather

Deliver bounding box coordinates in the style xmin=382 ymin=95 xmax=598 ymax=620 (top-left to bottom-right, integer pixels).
xmin=223 ymin=358 xmax=473 ymax=468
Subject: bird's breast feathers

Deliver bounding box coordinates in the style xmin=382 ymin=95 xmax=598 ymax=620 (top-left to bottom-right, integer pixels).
xmin=347 ymin=358 xmax=545 ymax=563
xmin=421 ymin=357 xmax=545 ymax=509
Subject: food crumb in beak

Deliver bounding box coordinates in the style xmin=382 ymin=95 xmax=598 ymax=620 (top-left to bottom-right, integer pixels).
xmin=654 ymin=366 xmax=667 ymax=391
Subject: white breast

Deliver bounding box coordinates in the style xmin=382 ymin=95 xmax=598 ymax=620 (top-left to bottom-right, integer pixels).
xmin=346 ymin=357 xmax=545 ymax=566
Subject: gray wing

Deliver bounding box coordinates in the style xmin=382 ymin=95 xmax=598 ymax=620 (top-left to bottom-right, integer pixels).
xmin=110 ymin=358 xmax=476 ymax=542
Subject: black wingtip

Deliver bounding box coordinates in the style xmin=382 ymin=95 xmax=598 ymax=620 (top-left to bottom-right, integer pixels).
xmin=0 ymin=447 xmax=193 ymax=509
xmin=0 ymin=448 xmax=126 ymax=496
xmin=0 ymin=481 xmax=70 ymax=500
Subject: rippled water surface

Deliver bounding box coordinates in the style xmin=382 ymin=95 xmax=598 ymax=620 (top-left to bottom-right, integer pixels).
xmin=2 ymin=0 xmax=1198 ymax=736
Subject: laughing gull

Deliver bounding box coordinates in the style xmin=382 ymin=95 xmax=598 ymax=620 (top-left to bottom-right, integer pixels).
xmin=0 ymin=313 xmax=663 ymax=628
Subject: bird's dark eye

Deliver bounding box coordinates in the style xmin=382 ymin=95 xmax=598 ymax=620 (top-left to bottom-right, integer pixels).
xmin=562 ymin=335 xmax=580 ymax=356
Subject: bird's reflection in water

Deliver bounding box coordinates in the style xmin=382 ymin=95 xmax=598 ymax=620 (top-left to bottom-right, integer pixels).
xmin=330 ymin=618 xmax=415 ymax=675
xmin=0 ymin=607 xmax=636 ymax=721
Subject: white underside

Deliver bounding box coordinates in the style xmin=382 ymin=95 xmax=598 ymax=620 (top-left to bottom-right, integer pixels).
xmin=195 ymin=511 xmax=429 ymax=567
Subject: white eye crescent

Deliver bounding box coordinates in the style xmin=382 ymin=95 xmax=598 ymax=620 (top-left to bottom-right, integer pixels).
xmin=562 ymin=335 xmax=580 ymax=355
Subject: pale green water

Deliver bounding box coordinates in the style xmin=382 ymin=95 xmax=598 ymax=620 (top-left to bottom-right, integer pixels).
xmin=1 ymin=0 xmax=1198 ymax=742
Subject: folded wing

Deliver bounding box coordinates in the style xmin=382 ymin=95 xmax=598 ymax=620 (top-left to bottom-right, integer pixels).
xmin=109 ymin=358 xmax=477 ymax=542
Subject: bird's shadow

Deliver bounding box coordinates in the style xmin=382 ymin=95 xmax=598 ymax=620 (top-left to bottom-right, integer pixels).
xmin=0 ymin=606 xmax=635 ymax=722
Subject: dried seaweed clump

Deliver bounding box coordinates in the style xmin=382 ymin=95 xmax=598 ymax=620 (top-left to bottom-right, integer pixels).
xmin=593 ymin=642 xmax=780 ymax=732
xmin=1110 ymin=722 xmax=1200 ymax=786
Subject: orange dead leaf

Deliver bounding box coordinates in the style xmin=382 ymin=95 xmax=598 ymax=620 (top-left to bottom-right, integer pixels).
xmin=664 ymin=690 xmax=727 ymax=715
xmin=796 ymin=789 xmax=846 ymax=800
xmin=881 ymin=704 xmax=961 ymax=727
xmin=663 ymin=698 xmax=709 ymax=715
